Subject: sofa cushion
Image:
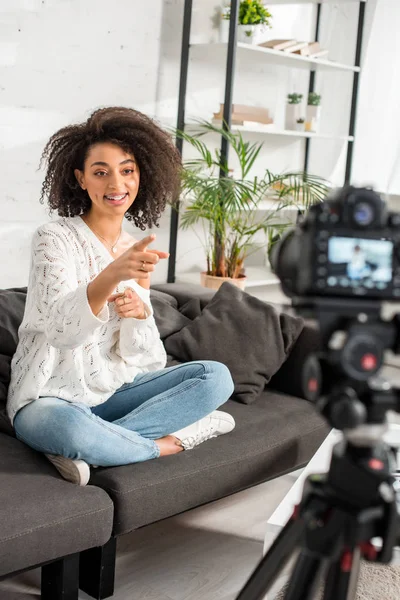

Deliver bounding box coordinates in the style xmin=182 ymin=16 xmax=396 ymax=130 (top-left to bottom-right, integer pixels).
xmin=150 ymin=288 xmax=192 ymax=340
xmin=164 ymin=283 xmax=304 ymax=404
xmin=89 ymin=392 xmax=328 ymax=536
xmin=0 ymin=288 xmax=27 ymax=436
xmin=0 ymin=433 xmax=113 ymax=577
xmin=152 ymin=282 xmax=216 ymax=309
xmin=179 ymin=297 xmax=202 ymax=320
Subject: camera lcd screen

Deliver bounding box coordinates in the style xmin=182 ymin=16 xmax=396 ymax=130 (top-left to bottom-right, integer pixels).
xmin=326 ymin=236 xmax=393 ymax=290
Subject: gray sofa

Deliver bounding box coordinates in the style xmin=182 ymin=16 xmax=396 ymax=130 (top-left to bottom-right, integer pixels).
xmin=0 ymin=282 xmax=328 ymax=599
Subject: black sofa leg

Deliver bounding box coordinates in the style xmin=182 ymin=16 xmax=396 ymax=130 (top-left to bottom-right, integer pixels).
xmin=41 ymin=553 xmax=80 ymax=600
xmin=79 ymin=537 xmax=117 ymax=599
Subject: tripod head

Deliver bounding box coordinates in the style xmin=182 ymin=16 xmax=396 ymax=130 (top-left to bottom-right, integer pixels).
xmin=292 ymin=296 xmax=400 ymax=433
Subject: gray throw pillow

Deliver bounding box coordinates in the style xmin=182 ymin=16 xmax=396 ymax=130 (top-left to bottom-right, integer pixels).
xmin=179 ymin=298 xmax=202 ymax=320
xmin=164 ymin=282 xmax=304 ymax=405
xmin=0 ymin=288 xmax=27 ymax=435
xmin=150 ymin=289 xmax=192 ymax=341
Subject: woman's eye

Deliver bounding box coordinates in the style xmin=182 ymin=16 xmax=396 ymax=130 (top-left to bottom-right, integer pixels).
xmin=94 ymin=171 xmax=107 ymax=177
xmin=123 ymin=169 xmax=134 ymax=175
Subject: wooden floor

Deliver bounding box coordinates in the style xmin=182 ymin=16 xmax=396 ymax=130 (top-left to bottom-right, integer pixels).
xmin=0 ymin=472 xmax=297 ymax=600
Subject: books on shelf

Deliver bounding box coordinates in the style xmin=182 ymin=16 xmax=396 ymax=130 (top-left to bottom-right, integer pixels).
xmin=294 ymin=42 xmax=329 ymax=58
xmin=258 ymin=39 xmax=297 ymax=51
xmin=258 ymin=39 xmax=329 ymax=60
xmin=283 ymin=41 xmax=309 ymax=54
xmin=294 ymin=41 xmax=320 ymax=55
xmin=213 ymin=103 xmax=273 ymax=126
xmin=309 ymin=49 xmax=329 ymax=58
xmin=212 ymin=119 xmax=274 ymax=129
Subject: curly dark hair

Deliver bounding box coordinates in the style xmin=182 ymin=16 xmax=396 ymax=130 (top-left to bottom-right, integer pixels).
xmin=39 ymin=106 xmax=182 ymax=229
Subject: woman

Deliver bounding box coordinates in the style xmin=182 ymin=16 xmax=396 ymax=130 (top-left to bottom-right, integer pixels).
xmin=347 ymin=244 xmax=370 ymax=280
xmin=7 ymin=107 xmax=235 ymax=485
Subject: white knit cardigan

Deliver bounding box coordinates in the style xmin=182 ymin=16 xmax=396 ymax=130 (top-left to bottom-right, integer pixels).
xmin=7 ymin=216 xmax=167 ymax=423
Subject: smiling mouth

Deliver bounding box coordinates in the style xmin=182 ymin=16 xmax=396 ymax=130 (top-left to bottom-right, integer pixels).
xmin=104 ymin=193 xmax=128 ymax=203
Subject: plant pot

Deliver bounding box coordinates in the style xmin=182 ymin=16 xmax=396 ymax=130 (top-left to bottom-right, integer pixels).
xmin=200 ymin=272 xmax=247 ymax=291
xmin=295 ymin=122 xmax=305 ymax=132
xmin=305 ymin=105 xmax=321 ymax=133
xmin=237 ymin=24 xmax=269 ymax=45
xmin=219 ymin=19 xmax=230 ymax=43
xmin=285 ymin=104 xmax=301 ymax=130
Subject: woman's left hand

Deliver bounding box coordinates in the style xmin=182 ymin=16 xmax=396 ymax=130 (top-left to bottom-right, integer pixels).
xmin=108 ymin=287 xmax=148 ymax=319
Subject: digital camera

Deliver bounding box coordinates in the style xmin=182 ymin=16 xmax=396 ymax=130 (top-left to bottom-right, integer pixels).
xmin=271 ymin=186 xmax=400 ymax=300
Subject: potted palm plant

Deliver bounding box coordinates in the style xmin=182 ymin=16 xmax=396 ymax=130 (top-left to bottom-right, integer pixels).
xmin=174 ymin=121 xmax=330 ymax=290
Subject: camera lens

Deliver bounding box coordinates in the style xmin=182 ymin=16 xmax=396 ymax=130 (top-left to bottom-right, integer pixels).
xmin=353 ymin=201 xmax=375 ymax=227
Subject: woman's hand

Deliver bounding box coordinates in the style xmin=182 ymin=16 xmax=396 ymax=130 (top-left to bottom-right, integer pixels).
xmin=106 ymin=234 xmax=169 ymax=290
xmin=108 ymin=287 xmax=148 ymax=319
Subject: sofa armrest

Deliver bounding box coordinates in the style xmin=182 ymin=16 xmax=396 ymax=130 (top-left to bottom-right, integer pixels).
xmin=268 ymin=320 xmax=321 ymax=401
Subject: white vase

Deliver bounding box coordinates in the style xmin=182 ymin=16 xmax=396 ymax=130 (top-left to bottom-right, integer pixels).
xmin=305 ymin=105 xmax=321 ymax=133
xmin=285 ymin=104 xmax=301 ymax=130
xmin=219 ymin=19 xmax=230 ymax=43
xmin=237 ymin=24 xmax=269 ymax=45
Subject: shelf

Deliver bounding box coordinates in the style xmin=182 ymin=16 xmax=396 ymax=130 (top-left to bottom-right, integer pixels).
xmin=190 ymin=121 xmax=354 ymax=142
xmin=191 ymin=43 xmax=360 ymax=74
xmin=176 ymin=267 xmax=279 ymax=289
xmin=266 ymin=0 xmax=366 ymax=4
xmin=252 ymin=199 xmax=298 ymax=211
xmin=244 ymin=266 xmax=280 ymax=287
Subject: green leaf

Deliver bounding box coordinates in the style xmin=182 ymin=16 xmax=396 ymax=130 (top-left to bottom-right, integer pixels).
xmin=171 ymin=120 xmax=330 ymax=277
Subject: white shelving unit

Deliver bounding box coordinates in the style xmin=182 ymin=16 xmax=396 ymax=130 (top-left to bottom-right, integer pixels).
xmin=266 ymin=0 xmax=365 ymax=4
xmin=169 ymin=0 xmax=367 ymax=290
xmin=191 ymin=42 xmax=360 ymax=73
xmin=166 ymin=117 xmax=350 ymax=142
xmin=187 ymin=121 xmax=354 ymax=142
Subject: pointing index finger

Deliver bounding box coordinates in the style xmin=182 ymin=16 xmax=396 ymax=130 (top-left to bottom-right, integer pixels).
xmin=132 ymin=234 xmax=156 ymax=252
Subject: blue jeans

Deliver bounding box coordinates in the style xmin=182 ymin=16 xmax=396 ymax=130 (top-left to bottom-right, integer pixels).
xmin=13 ymin=361 xmax=234 ymax=467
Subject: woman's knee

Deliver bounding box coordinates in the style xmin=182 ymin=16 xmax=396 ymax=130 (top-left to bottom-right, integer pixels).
xmin=203 ymin=360 xmax=234 ymax=407
xmin=14 ymin=398 xmax=89 ymax=455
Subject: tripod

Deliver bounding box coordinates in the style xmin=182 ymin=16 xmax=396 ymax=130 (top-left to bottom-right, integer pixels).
xmin=236 ymin=382 xmax=400 ymax=600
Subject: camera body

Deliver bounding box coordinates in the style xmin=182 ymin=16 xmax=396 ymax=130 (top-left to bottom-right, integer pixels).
xmin=273 ymin=186 xmax=400 ymax=300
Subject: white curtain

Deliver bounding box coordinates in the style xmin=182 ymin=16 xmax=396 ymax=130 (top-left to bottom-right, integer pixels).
xmin=352 ymin=0 xmax=400 ymax=195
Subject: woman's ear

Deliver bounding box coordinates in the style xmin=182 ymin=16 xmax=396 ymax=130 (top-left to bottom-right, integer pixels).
xmin=74 ymin=169 xmax=86 ymax=190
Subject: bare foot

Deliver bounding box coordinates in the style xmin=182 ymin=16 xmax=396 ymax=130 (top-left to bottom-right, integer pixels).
xmin=155 ymin=435 xmax=184 ymax=457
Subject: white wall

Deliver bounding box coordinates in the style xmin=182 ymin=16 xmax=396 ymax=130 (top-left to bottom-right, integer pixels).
xmin=0 ymin=0 xmax=392 ymax=287
xmin=0 ymin=0 xmax=167 ymax=286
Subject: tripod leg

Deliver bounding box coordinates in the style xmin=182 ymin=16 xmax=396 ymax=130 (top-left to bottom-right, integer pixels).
xmin=283 ymin=551 xmax=325 ymax=600
xmin=236 ymin=516 xmax=304 ymax=600
xmin=322 ymin=547 xmax=361 ymax=600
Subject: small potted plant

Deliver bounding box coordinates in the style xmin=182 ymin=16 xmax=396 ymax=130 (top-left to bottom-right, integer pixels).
xmin=295 ymin=118 xmax=305 ymax=132
xmin=219 ymin=3 xmax=231 ymax=43
xmin=237 ymin=1 xmax=272 ymax=45
xmin=285 ymin=93 xmax=303 ymax=130
xmin=305 ymin=92 xmax=322 ymax=133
